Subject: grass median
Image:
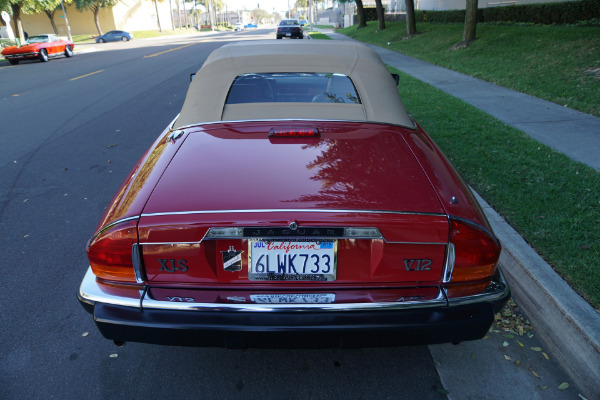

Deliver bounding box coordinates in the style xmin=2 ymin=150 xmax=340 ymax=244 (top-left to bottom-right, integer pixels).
xmin=338 ymin=21 xmax=600 ymax=117
xmin=390 ymin=66 xmax=600 ymax=310
xmin=314 ymin=26 xmax=600 ymax=309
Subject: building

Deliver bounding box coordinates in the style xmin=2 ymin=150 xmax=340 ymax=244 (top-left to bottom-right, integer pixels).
xmin=13 ymin=0 xmax=173 ymax=37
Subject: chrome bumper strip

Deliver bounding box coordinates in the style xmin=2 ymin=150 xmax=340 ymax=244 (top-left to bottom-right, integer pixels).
xmin=78 ymin=268 xmax=142 ymax=309
xmin=79 ymin=267 xmax=509 ymax=313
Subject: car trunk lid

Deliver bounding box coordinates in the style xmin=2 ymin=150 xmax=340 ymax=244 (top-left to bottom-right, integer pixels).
xmin=138 ymin=122 xmax=449 ymax=286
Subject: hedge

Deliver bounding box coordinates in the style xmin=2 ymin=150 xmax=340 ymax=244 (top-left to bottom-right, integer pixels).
xmin=414 ymin=0 xmax=600 ymax=25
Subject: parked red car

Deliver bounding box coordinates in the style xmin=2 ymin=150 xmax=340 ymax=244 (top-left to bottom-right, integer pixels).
xmin=2 ymin=34 xmax=74 ymax=65
xmin=78 ymin=40 xmax=510 ymax=348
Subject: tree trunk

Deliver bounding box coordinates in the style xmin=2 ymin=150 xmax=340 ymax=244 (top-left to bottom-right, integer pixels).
xmin=374 ymin=0 xmax=385 ymax=31
xmin=154 ymin=0 xmax=162 ymax=32
xmin=405 ymin=0 xmax=416 ymax=36
xmin=208 ymin=0 xmax=215 ymax=30
xmin=44 ymin=10 xmax=59 ymax=35
xmin=176 ymin=0 xmax=182 ymax=29
xmin=93 ymin=6 xmax=102 ymax=35
xmin=463 ymin=0 xmax=478 ymax=44
xmin=355 ymin=0 xmax=367 ymax=28
xmin=10 ymin=3 xmax=25 ymax=44
xmin=168 ymin=0 xmax=174 ymax=30
xmin=183 ymin=0 xmax=189 ymax=28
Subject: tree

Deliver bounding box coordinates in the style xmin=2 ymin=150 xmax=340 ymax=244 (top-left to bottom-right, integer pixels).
xmin=463 ymin=0 xmax=478 ymax=44
xmin=452 ymin=0 xmax=478 ymax=49
xmin=354 ymin=0 xmax=366 ymax=29
xmin=337 ymin=0 xmax=366 ymax=29
xmin=1 ymin=0 xmax=36 ymax=43
xmin=374 ymin=0 xmax=384 ymax=31
xmin=74 ymin=0 xmax=121 ymax=35
xmin=29 ymin=0 xmax=72 ymax=35
xmin=405 ymin=0 xmax=416 ymax=37
xmin=152 ymin=0 xmax=162 ymax=32
xmin=251 ymin=7 xmax=268 ymax=24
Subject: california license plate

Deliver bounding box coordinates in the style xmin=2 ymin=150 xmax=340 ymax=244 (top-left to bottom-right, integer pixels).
xmin=248 ymin=240 xmax=337 ymax=281
xmin=286 ymin=33 xmax=291 ymax=36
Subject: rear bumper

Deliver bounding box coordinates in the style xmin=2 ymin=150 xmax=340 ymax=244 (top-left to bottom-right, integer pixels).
xmin=78 ymin=268 xmax=510 ymax=348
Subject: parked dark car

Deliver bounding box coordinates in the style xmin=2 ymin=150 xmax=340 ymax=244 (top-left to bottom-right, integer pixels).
xmin=276 ymin=19 xmax=303 ymax=39
xmin=96 ymin=30 xmax=134 ymax=43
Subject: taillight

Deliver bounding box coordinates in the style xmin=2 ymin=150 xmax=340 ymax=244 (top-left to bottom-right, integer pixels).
xmin=87 ymin=219 xmax=138 ymax=282
xmin=447 ymin=218 xmax=500 ymax=283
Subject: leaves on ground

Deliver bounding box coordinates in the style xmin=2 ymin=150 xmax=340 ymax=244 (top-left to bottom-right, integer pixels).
xmin=493 ymin=299 xmax=533 ymax=336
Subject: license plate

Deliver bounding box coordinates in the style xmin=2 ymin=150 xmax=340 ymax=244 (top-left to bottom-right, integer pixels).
xmin=286 ymin=33 xmax=291 ymax=37
xmin=248 ymin=240 xmax=336 ymax=281
xmin=250 ymin=293 xmax=335 ymax=303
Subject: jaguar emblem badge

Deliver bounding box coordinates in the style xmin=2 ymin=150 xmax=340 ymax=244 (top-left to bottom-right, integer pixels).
xmin=222 ymin=246 xmax=243 ymax=272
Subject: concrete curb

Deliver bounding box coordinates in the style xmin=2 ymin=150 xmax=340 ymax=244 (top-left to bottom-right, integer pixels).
xmin=474 ymin=191 xmax=600 ymax=396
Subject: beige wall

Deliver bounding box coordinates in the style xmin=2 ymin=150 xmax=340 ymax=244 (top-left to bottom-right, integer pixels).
xmin=113 ymin=0 xmax=173 ymax=31
xmin=19 ymin=1 xmax=172 ymax=37
xmin=20 ymin=5 xmax=115 ymax=36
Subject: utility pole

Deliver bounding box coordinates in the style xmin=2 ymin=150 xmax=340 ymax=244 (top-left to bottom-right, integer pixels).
xmin=60 ymin=0 xmax=72 ymax=42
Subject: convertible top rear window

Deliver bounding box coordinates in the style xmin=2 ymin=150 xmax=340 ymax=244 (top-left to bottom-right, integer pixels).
xmin=225 ymin=73 xmax=361 ymax=105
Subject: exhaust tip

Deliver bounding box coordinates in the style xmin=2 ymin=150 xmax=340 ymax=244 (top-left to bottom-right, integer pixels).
xmin=113 ymin=340 xmax=126 ymax=347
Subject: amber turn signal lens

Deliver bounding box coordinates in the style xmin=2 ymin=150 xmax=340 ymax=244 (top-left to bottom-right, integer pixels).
xmin=449 ymin=218 xmax=501 ymax=283
xmin=87 ymin=219 xmax=138 ymax=282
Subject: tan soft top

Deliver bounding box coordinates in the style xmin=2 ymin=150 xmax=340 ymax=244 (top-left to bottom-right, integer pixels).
xmin=174 ymin=40 xmax=415 ymax=129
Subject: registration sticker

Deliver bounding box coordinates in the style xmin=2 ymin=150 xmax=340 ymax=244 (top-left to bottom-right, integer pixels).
xmin=248 ymin=240 xmax=337 ymax=281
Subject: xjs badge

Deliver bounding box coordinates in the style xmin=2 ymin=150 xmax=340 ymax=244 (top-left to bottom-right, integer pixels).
xmin=222 ymin=246 xmax=243 ymax=272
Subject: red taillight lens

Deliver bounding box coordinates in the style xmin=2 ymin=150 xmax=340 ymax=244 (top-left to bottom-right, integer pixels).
xmin=448 ymin=218 xmax=500 ymax=283
xmin=87 ymin=219 xmax=138 ymax=282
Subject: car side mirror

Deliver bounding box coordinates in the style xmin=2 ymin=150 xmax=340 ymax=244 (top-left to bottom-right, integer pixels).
xmin=391 ymin=73 xmax=400 ymax=86
xmin=190 ymin=73 xmax=196 ymax=82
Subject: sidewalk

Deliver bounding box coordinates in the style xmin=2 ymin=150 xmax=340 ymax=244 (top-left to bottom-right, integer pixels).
xmin=322 ymin=30 xmax=600 ymax=396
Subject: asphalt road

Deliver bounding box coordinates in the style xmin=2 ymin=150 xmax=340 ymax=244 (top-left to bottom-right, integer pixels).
xmin=0 ymin=28 xmax=579 ymax=400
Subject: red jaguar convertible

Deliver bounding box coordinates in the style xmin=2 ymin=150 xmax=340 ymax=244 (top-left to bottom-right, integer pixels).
xmin=78 ymin=40 xmax=510 ymax=348
xmin=2 ymin=34 xmax=74 ymax=64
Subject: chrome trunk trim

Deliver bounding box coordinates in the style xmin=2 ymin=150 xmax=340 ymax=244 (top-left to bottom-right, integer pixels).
xmin=140 ymin=209 xmax=446 ymax=218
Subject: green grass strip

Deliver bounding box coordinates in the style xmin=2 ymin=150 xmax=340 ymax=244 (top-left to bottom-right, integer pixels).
xmin=339 ymin=21 xmax=600 ymax=117
xmin=307 ymin=32 xmax=333 ymax=40
xmin=387 ymin=66 xmax=600 ymax=309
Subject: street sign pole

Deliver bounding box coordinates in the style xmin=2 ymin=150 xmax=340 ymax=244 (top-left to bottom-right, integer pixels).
xmin=60 ymin=0 xmax=73 ymax=42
